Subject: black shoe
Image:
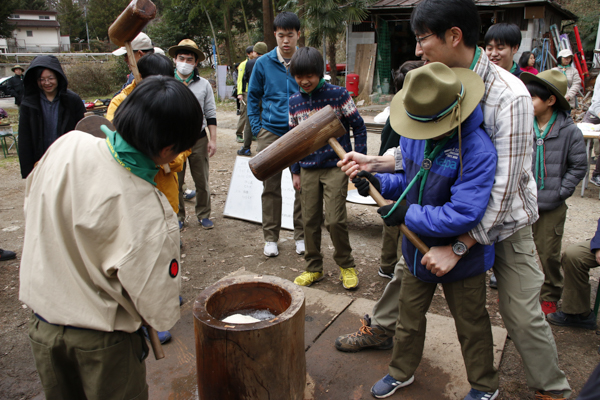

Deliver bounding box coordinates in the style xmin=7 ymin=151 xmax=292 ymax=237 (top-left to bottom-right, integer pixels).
xmin=0 ymin=249 xmax=16 ymax=261
xmin=489 ymin=273 xmax=498 ymax=289
xmin=237 ymin=147 xmax=251 ymax=156
xmin=590 ymin=175 xmax=600 ymax=187
xmin=378 ymin=267 xmax=394 ymax=279
xmin=547 ymin=310 xmax=597 ymax=330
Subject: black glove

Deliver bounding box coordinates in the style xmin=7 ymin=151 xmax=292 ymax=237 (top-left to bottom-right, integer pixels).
xmin=352 ymin=171 xmax=380 ymax=197
xmin=377 ymin=203 xmax=408 ymax=226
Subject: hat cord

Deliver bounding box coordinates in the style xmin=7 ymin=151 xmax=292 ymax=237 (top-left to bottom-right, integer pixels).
xmin=405 ymin=85 xmax=464 ymax=123
xmin=381 ymin=131 xmax=455 ymax=218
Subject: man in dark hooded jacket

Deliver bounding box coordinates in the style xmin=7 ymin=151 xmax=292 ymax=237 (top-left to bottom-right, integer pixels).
xmin=18 ymin=55 xmax=85 ymax=178
xmin=6 ymin=65 xmax=25 ymax=106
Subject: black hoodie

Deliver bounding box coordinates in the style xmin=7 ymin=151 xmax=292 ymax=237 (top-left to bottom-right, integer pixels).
xmin=18 ymin=55 xmax=85 ymax=178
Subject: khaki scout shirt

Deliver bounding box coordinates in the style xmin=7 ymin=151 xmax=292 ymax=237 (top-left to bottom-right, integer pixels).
xmin=19 ymin=131 xmax=181 ymax=333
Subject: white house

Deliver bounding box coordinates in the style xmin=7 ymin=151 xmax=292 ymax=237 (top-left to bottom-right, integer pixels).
xmin=8 ymin=10 xmax=61 ymax=53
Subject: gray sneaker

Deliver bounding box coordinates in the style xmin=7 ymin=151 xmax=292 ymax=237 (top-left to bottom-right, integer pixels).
xmin=335 ymin=314 xmax=393 ymax=352
xmin=591 ymin=175 xmax=600 ymax=187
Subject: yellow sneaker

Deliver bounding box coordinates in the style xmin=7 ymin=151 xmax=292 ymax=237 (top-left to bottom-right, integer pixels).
xmin=294 ymin=271 xmax=324 ymax=287
xmin=340 ymin=267 xmax=359 ymax=289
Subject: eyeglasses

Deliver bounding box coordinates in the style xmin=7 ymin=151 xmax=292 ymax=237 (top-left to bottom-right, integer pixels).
xmin=38 ymin=77 xmax=56 ymax=84
xmin=415 ymin=33 xmax=435 ymax=47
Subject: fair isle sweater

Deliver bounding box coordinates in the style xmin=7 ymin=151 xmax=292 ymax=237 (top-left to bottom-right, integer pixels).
xmin=289 ymin=82 xmax=367 ymax=174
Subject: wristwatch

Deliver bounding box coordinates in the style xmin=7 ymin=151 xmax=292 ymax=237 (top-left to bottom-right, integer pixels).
xmin=452 ymin=240 xmax=469 ymax=257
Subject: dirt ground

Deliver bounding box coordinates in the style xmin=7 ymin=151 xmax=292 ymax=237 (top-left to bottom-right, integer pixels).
xmin=1 ymin=106 xmax=600 ymax=400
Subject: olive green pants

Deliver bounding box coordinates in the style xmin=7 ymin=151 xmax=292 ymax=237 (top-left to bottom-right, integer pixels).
xmin=561 ymin=239 xmax=599 ymax=315
xmin=380 ymin=219 xmax=403 ymax=275
xmin=532 ymin=202 xmax=568 ymax=302
xmin=256 ymin=128 xmax=303 ymax=242
xmin=300 ymin=167 xmax=354 ymax=273
xmin=28 ymin=314 xmax=148 ymax=400
xmin=388 ymin=264 xmax=498 ymax=393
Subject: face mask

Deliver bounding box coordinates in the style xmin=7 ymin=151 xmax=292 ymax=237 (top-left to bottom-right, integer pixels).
xmin=176 ymin=61 xmax=194 ymax=76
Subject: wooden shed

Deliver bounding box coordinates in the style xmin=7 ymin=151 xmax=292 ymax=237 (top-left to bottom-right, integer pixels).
xmin=346 ymin=0 xmax=578 ymax=95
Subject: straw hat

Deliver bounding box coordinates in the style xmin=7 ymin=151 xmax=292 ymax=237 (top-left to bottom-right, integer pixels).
xmin=11 ymin=65 xmax=24 ymax=72
xmin=520 ymin=69 xmax=570 ymax=110
xmin=389 ymin=62 xmax=484 ymax=140
xmin=112 ymin=32 xmax=154 ymax=56
xmin=168 ymin=39 xmax=206 ymax=63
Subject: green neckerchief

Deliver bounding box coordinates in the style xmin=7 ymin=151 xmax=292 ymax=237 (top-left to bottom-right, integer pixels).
xmin=468 ymin=47 xmax=482 ymax=71
xmin=557 ymin=64 xmax=571 ymax=76
xmin=102 ymin=125 xmax=159 ymax=186
xmin=533 ymin=110 xmax=558 ymax=190
xmin=175 ymin=70 xmax=194 ymax=85
xmin=382 ymin=130 xmax=456 ymax=219
xmin=300 ymin=78 xmax=326 ymax=95
xmin=510 ymin=61 xmax=519 ymax=74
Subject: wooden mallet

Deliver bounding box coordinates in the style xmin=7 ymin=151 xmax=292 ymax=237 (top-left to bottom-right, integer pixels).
xmin=107 ymin=0 xmax=166 ymax=361
xmin=248 ymin=105 xmax=429 ymax=255
xmin=108 ymin=0 xmax=156 ymax=85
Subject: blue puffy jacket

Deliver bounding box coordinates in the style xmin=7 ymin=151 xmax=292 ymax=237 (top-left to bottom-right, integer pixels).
xmin=377 ymin=106 xmax=497 ymax=283
xmin=247 ymin=48 xmax=299 ymax=137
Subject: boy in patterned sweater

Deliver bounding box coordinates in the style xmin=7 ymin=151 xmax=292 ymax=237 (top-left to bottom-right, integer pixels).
xmin=289 ymin=47 xmax=367 ymax=290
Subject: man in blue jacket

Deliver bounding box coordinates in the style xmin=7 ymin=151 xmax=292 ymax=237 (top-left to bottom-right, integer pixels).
xmin=247 ymin=12 xmax=304 ymax=258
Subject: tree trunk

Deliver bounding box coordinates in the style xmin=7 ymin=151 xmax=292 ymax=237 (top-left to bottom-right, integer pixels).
xmin=297 ymin=0 xmax=305 ymax=47
xmin=262 ymin=0 xmax=276 ymax=50
xmin=223 ymin=8 xmax=234 ymax=67
xmin=328 ymin=38 xmax=337 ymax=86
xmin=240 ymin=0 xmax=251 ymax=46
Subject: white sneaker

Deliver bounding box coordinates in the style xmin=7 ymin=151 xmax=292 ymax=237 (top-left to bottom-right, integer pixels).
xmin=295 ymin=240 xmax=305 ymax=255
xmin=264 ymin=242 xmax=279 ymax=257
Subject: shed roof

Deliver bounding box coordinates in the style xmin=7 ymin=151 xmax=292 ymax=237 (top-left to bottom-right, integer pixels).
xmin=10 ymin=20 xmax=60 ymax=28
xmin=11 ymin=9 xmax=58 ymax=16
xmin=369 ymin=0 xmax=577 ymax=20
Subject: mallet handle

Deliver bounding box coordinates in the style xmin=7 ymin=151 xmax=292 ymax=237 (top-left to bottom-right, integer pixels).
xmin=327 ymin=137 xmax=430 ymax=255
xmin=125 ymin=42 xmax=142 ymax=84
xmin=146 ymin=325 xmax=165 ymax=360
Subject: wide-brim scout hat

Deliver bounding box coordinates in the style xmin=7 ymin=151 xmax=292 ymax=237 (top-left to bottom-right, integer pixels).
xmin=11 ymin=65 xmax=24 ymax=72
xmin=520 ymin=69 xmax=570 ymax=110
xmin=390 ymin=62 xmax=485 ymax=140
xmin=168 ymin=39 xmax=206 ymax=63
xmin=112 ymin=32 xmax=154 ymax=56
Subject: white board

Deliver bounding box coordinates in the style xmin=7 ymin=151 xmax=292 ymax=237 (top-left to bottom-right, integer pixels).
xmin=223 ymin=156 xmax=295 ymax=230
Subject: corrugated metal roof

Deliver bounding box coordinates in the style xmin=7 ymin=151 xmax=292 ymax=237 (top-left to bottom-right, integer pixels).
xmin=369 ymin=0 xmax=577 ymax=19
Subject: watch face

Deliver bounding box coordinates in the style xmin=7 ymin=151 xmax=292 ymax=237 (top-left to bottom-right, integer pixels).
xmin=453 ymin=241 xmax=468 ymax=256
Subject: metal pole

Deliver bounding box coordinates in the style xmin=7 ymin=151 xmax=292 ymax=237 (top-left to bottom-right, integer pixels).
xmin=84 ymin=5 xmax=90 ymax=51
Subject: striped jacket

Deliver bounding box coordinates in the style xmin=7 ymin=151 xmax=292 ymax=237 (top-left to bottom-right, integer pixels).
xmin=289 ymin=82 xmax=367 ymax=173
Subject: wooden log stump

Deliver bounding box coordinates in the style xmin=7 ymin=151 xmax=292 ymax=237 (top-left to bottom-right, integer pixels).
xmin=193 ymin=275 xmax=306 ymax=400
xmin=248 ymin=104 xmax=346 ymax=181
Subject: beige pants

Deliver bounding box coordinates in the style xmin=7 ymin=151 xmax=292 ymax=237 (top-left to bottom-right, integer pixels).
xmin=300 ymin=167 xmax=354 ymax=273
xmin=256 ymin=128 xmax=303 ymax=242
xmin=178 ymin=135 xmax=211 ymax=221
xmin=561 ymin=239 xmax=599 ymax=315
